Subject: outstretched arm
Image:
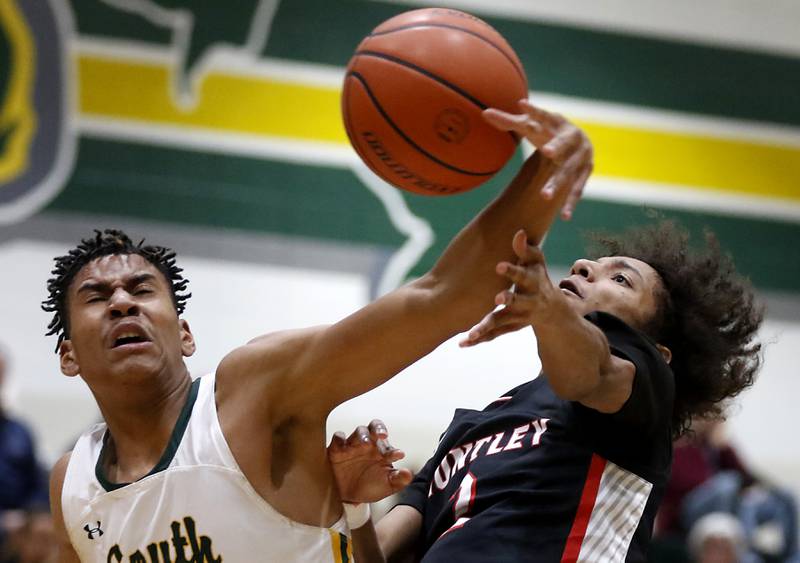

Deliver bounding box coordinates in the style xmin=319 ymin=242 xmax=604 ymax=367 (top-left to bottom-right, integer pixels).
xmin=219 ymin=101 xmax=594 ymax=424
xmin=460 ymin=232 xmax=635 ymax=412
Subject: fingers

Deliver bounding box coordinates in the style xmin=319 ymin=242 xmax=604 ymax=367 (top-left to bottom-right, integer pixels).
xmin=540 ymin=125 xmax=582 ymax=164
xmin=368 ymin=419 xmax=388 ymax=440
xmin=330 ymin=421 xmax=405 ymax=463
xmin=346 ymin=425 xmax=371 ymax=448
xmin=369 ymin=419 xmax=404 ymax=458
xmin=511 ymin=229 xmax=539 ymax=262
xmin=482 ymin=105 xmax=549 ymax=147
xmin=389 ymin=468 xmax=414 ymax=492
xmin=463 ymin=321 xmax=531 ymax=346
xmin=496 ymin=257 xmax=546 ymax=293
xmin=460 ymin=314 xmax=530 ymax=347
xmin=561 ymin=163 xmax=592 ymax=220
xmin=460 ymin=305 xmax=534 ymax=347
xmin=328 ymin=431 xmax=347 ymax=454
xmin=459 ymin=309 xmax=495 ymax=347
xmin=502 ymin=98 xmax=593 ymax=211
xmin=482 ymin=108 xmax=539 ymax=134
xmin=517 ymin=99 xmax=563 ymax=128
xmin=541 ymin=140 xmax=593 ymax=211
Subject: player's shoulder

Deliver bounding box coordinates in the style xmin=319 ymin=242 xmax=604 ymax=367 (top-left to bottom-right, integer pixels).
xmin=49 ymin=451 xmax=72 ymax=505
xmin=52 ymin=451 xmax=72 ymax=478
xmin=49 ymin=451 xmax=81 ymax=560
xmin=218 ymin=327 xmax=325 ymax=382
xmin=215 ymin=326 xmax=329 ymax=416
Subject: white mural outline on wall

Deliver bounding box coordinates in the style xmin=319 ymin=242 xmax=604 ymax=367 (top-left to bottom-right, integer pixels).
xmin=78 ymin=0 xmax=436 ymax=294
xmin=98 ymin=0 xmax=282 ymax=108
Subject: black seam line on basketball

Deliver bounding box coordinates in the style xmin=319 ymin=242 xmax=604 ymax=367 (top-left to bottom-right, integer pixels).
xmin=343 ymin=86 xmax=389 ymax=182
xmin=357 ymin=50 xmax=489 ymax=110
xmin=348 ymin=71 xmax=498 ymax=177
xmin=368 ymin=23 xmax=526 ymax=83
xmin=342 ymin=82 xmax=374 ymax=167
xmin=354 ymin=51 xmax=518 ymax=146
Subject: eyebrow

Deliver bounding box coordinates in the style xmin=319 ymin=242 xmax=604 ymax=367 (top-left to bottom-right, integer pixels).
xmin=76 ymin=272 xmax=158 ymax=294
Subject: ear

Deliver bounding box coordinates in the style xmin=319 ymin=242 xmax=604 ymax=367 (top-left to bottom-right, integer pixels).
xmin=59 ymin=340 xmax=81 ymax=377
xmin=655 ymin=343 xmax=672 ymax=365
xmin=179 ymin=319 xmax=196 ymax=357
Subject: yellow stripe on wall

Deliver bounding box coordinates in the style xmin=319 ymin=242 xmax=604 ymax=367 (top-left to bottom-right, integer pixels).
xmin=77 ymin=55 xmax=800 ymax=203
xmin=78 ymin=56 xmax=344 ymax=143
xmin=582 ymin=121 xmax=800 ymax=201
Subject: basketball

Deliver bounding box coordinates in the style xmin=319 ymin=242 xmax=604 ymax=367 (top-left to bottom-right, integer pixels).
xmin=341 ymin=8 xmax=528 ymax=196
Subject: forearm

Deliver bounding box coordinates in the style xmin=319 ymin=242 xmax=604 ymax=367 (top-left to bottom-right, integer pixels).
xmin=533 ymin=305 xmax=612 ymax=401
xmin=427 ymin=153 xmax=565 ymax=326
xmin=276 ymin=154 xmax=568 ymax=414
xmin=374 ymin=505 xmax=422 ymax=562
xmin=351 ymin=520 xmax=387 ymax=563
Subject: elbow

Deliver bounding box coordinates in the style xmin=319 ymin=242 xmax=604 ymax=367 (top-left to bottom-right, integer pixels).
xmin=547 ymin=377 xmax=597 ymax=403
xmin=542 ymin=359 xmax=606 ymax=402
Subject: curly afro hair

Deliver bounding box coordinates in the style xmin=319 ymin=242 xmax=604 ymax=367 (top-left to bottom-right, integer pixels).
xmin=589 ymin=221 xmax=763 ymax=437
xmin=42 ymin=229 xmax=191 ymax=351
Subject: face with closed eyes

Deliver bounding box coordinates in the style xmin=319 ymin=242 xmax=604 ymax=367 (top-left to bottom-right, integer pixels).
xmin=557 ymin=256 xmax=663 ymax=333
xmin=58 ymin=253 xmax=195 ymax=388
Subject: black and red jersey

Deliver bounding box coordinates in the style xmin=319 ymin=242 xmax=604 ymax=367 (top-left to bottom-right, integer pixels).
xmin=398 ymin=312 xmax=674 ymax=562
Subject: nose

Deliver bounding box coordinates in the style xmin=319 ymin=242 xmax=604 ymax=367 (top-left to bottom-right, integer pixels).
xmin=570 ymin=259 xmax=596 ymax=281
xmin=108 ymin=288 xmax=139 ymax=318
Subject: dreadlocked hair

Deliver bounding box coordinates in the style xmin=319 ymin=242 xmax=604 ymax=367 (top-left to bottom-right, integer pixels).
xmin=588 ymin=221 xmax=763 ymax=438
xmin=42 ymin=229 xmax=191 ymax=351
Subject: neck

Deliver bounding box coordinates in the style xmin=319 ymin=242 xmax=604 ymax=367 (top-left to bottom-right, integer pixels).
xmin=94 ymin=367 xmax=193 ymax=484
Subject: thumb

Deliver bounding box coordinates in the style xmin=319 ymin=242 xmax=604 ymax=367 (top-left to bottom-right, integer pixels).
xmin=512 ymin=229 xmax=529 ymax=261
xmin=389 ymin=468 xmax=413 ymax=493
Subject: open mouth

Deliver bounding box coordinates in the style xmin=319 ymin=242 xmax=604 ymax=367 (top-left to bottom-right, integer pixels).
xmin=113 ymin=334 xmax=149 ymax=348
xmin=109 ymin=324 xmax=152 ymax=349
xmin=558 ymin=279 xmax=582 ymax=298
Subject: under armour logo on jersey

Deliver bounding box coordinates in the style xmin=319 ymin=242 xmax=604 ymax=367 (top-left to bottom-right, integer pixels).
xmin=84 ymin=522 xmax=103 ymax=539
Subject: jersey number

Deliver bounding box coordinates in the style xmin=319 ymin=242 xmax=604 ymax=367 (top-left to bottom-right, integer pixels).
xmin=443 ymin=471 xmax=477 ymax=536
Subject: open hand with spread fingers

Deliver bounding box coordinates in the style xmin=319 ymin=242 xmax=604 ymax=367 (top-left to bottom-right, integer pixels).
xmin=483 ymin=100 xmax=593 ymax=220
xmin=328 ymin=419 xmax=413 ymax=504
xmin=460 ymin=229 xmax=570 ymax=347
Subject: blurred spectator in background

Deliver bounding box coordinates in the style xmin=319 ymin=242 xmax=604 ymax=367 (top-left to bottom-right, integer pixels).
xmin=687 ymin=512 xmax=749 ymax=563
xmin=0 ymin=347 xmax=48 ymax=510
xmin=654 ymin=417 xmax=799 ymax=562
xmin=0 ymin=347 xmax=53 ymax=562
xmin=0 ymin=509 xmax=57 ymax=563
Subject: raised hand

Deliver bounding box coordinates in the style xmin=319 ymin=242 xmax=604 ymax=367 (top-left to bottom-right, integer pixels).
xmin=328 ymin=419 xmax=413 ymax=504
xmin=460 ymin=229 xmax=568 ymax=347
xmin=483 ymin=100 xmax=593 ymax=220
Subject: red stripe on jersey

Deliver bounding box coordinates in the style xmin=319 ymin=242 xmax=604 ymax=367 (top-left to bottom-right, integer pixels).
xmin=560 ymin=453 xmax=607 ymax=563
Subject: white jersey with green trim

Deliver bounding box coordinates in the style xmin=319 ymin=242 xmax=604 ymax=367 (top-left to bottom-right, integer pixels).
xmin=60 ymin=373 xmax=354 ymax=563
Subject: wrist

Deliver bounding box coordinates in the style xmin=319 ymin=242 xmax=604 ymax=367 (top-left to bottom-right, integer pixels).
xmin=342 ymin=502 xmax=371 ymax=530
xmin=531 ymin=290 xmax=578 ymax=328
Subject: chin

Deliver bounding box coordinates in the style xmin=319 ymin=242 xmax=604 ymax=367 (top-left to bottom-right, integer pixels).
xmin=109 ymin=357 xmax=162 ymax=380
xmin=565 ymin=300 xmax=590 ymax=317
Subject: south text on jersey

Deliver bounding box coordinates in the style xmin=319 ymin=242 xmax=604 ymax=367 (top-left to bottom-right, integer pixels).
xmin=106 ymin=516 xmax=221 ymax=563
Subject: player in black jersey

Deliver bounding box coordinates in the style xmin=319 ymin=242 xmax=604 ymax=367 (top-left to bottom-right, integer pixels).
xmin=328 ymin=211 xmax=763 ymax=559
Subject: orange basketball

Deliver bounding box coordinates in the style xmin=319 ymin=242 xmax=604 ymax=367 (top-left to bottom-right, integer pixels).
xmin=342 ymin=8 xmax=528 ymax=196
